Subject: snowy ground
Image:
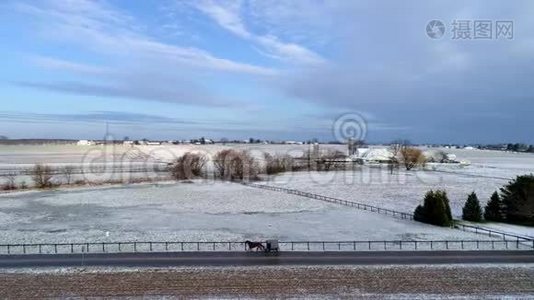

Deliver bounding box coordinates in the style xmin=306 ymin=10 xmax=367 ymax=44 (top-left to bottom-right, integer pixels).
xmin=0 ymin=181 xmax=499 ymax=245
xmin=0 ymin=146 xmax=532 ymax=244
xmin=260 ymin=168 xmax=508 ymax=219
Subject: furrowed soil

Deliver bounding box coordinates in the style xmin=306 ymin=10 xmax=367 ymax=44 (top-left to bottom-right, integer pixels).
xmin=1 ymin=265 xmax=533 ymax=299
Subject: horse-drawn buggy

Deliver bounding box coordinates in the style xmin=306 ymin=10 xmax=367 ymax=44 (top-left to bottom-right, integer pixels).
xmin=245 ymin=239 xmax=279 ymax=255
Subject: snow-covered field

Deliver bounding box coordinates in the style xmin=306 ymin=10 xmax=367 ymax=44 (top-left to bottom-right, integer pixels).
xmin=261 ymin=168 xmax=506 ymax=219
xmin=0 ymin=181 xmax=499 ymax=245
xmin=0 ymin=145 xmax=532 ymax=244
xmin=261 ymin=149 xmax=534 ymax=219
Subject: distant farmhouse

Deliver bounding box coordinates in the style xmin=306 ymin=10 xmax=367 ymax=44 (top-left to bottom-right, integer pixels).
xmin=77 ymin=140 xmax=96 ymax=146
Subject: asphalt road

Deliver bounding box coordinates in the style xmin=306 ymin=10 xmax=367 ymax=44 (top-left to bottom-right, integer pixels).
xmin=0 ymin=251 xmax=533 ymax=268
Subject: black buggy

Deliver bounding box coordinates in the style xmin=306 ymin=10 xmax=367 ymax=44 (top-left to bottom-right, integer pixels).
xmin=264 ymin=239 xmax=279 ymax=255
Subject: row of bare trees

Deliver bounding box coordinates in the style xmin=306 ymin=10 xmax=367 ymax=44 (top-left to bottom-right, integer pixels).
xmin=169 ymin=148 xmax=352 ymax=182
xmin=2 ymin=165 xmax=96 ymax=190
xmin=170 ymin=150 xmax=261 ymax=181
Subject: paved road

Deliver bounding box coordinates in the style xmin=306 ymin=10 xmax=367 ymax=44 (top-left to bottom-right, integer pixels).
xmin=0 ymin=251 xmax=533 ymax=268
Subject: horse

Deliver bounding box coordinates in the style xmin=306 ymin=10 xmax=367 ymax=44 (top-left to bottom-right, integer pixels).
xmin=245 ymin=240 xmax=265 ymax=252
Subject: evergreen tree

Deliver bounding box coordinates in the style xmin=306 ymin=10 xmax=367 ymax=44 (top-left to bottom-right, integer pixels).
xmin=462 ymin=192 xmax=483 ymax=222
xmin=500 ymin=174 xmax=534 ymax=226
xmin=413 ymin=190 xmax=453 ymax=227
xmin=442 ymin=191 xmax=453 ymax=221
xmin=414 ymin=205 xmax=426 ymax=223
xmin=484 ymin=191 xmax=504 ymax=222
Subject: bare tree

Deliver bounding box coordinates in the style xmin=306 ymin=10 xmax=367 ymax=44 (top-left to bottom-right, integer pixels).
xmin=170 ymin=152 xmax=208 ymax=180
xmin=62 ymin=165 xmax=75 ymax=185
xmin=1 ymin=173 xmax=17 ymax=190
xmin=213 ymin=149 xmax=233 ymax=179
xmin=32 ymin=164 xmax=54 ymax=189
xmin=388 ymin=140 xmax=410 ymax=174
xmin=264 ymin=153 xmax=294 ymax=175
xmin=214 ymin=149 xmax=259 ymax=181
xmin=400 ymin=147 xmax=425 ymax=171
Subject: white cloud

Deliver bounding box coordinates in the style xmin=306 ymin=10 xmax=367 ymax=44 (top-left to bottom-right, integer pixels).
xmin=193 ymin=0 xmax=326 ymax=65
xmin=31 ymin=56 xmax=112 ymax=75
xmin=14 ymin=0 xmax=275 ymax=76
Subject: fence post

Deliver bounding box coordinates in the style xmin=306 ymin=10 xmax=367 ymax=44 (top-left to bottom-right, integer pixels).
xmin=102 ymin=243 xmax=105 ymax=253
xmin=430 ymin=241 xmax=433 ymax=250
xmin=477 ymin=240 xmax=479 ymax=249
xmin=39 ymin=244 xmax=42 ymax=254
xmin=414 ymin=241 xmax=417 ymax=250
xmin=134 ymin=242 xmax=137 ymax=252
xmin=353 ymin=241 xmax=356 ymax=251
xmin=384 ymin=241 xmax=386 ymax=250
xmin=71 ymin=244 xmax=74 ymax=253
xmin=23 ymin=245 xmax=26 ymax=254
xmin=150 ymin=242 xmax=153 ymax=252
xmin=446 ymin=241 xmax=448 ymax=250
xmin=368 ymin=241 xmax=371 ymax=250
xmin=461 ymin=241 xmax=464 ymax=250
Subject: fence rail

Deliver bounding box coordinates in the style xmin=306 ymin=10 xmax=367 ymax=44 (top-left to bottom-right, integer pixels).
xmin=243 ymin=182 xmax=414 ymax=220
xmin=456 ymin=224 xmax=533 ymax=241
xmin=0 ymin=240 xmax=532 ymax=255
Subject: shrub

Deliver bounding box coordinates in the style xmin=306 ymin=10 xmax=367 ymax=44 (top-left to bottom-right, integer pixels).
xmin=1 ymin=173 xmax=17 ymax=191
xmin=484 ymin=191 xmax=504 ymax=222
xmin=462 ymin=192 xmax=483 ymax=222
xmin=31 ymin=164 xmax=55 ymax=189
xmin=500 ymin=174 xmax=534 ymax=226
xmin=62 ymin=165 xmax=75 ymax=185
xmin=318 ymin=150 xmax=346 ymax=171
xmin=264 ymin=153 xmax=294 ymax=175
xmin=19 ymin=181 xmax=28 ymax=190
xmin=74 ymin=179 xmax=87 ymax=186
xmin=414 ymin=190 xmax=453 ymax=227
xmin=170 ymin=152 xmax=207 ymax=180
xmin=213 ymin=149 xmax=259 ymax=181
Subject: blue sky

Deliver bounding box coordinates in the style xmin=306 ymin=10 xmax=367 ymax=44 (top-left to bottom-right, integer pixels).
xmin=0 ymin=0 xmax=533 ymax=143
